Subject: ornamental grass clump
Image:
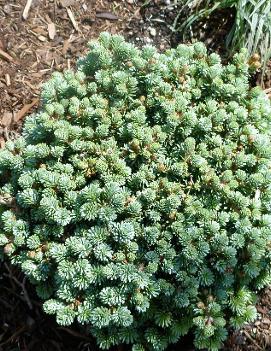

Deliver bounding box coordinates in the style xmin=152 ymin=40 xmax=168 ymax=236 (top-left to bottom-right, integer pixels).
xmin=0 ymin=33 xmax=271 ymax=351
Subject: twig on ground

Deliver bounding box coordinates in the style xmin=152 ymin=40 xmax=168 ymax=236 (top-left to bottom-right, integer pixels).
xmin=5 ymin=74 xmax=11 ymax=86
xmin=0 ymin=48 xmax=14 ymax=62
xmin=67 ymin=7 xmax=79 ymax=31
xmin=0 ymin=326 xmax=28 ymax=347
xmin=242 ymin=330 xmax=263 ymax=350
xmin=13 ymin=98 xmax=39 ymax=123
xmin=22 ymin=0 xmax=33 ymax=20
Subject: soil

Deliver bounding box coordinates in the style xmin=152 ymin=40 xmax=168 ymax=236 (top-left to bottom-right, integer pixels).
xmin=0 ymin=1 xmax=271 ymax=350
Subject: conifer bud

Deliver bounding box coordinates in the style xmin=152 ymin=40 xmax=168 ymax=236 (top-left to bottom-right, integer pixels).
xmin=4 ymin=243 xmax=15 ymax=255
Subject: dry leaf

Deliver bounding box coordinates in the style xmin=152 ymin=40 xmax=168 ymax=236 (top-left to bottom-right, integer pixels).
xmin=48 ymin=22 xmax=56 ymax=40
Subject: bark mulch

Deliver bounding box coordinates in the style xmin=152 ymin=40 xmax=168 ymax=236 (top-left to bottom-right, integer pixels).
xmin=0 ymin=1 xmax=270 ymax=350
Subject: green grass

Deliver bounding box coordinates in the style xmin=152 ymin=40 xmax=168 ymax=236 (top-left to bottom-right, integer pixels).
xmin=174 ymin=0 xmax=271 ymax=83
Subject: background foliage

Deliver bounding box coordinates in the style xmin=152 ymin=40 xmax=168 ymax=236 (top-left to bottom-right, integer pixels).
xmin=176 ymin=0 xmax=271 ymax=82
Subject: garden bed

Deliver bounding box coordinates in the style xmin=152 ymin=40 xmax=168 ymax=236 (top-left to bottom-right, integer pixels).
xmin=0 ymin=1 xmax=270 ymax=350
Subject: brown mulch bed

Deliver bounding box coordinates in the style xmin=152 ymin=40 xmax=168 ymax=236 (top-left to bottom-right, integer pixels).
xmin=0 ymin=1 xmax=271 ymax=350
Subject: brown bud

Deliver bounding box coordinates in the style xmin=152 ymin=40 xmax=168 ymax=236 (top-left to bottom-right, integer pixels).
xmin=252 ymin=61 xmax=261 ymax=70
xmin=126 ymin=61 xmax=133 ymax=68
xmin=4 ymin=243 xmax=14 ymax=255
xmin=74 ymin=299 xmax=81 ymax=308
xmin=85 ymin=168 xmax=96 ymax=177
xmin=248 ymin=54 xmax=261 ymax=70
xmin=168 ymin=211 xmax=177 ymax=220
xmin=205 ymin=317 xmax=214 ymax=325
xmin=149 ymin=58 xmax=156 ymax=65
xmin=139 ymin=264 xmax=145 ymax=271
xmin=248 ymin=135 xmax=255 ymax=143
xmin=157 ymin=163 xmax=167 ymax=173
xmin=28 ymin=250 xmax=36 ymax=259
xmin=125 ymin=196 xmax=135 ymax=206
xmin=207 ymin=295 xmax=214 ymax=302
xmin=139 ymin=95 xmax=146 ymax=103
xmin=197 ymin=302 xmax=205 ymax=309
xmin=251 ymin=53 xmax=260 ymax=61
xmin=41 ymin=243 xmax=48 ymax=252
xmin=130 ymin=140 xmax=140 ymax=153
xmin=159 ymin=179 xmax=165 ymax=188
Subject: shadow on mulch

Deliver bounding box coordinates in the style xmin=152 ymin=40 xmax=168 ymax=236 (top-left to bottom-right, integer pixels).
xmin=0 ymin=263 xmax=98 ymax=351
xmin=1 ymin=261 xmax=271 ymax=351
xmin=0 ymin=261 xmax=196 ymax=351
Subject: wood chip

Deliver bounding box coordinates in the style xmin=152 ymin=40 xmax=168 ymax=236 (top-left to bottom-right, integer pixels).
xmin=32 ymin=26 xmax=48 ymax=35
xmin=48 ymin=22 xmax=56 ymax=40
xmin=62 ymin=39 xmax=70 ymax=55
xmin=96 ymin=12 xmax=118 ymax=21
xmin=67 ymin=8 xmax=79 ymax=31
xmin=45 ymin=14 xmax=52 ymax=23
xmin=0 ymin=38 xmax=4 ymax=50
xmin=22 ymin=0 xmax=33 ymax=20
xmin=5 ymin=74 xmax=11 ymax=86
xmin=0 ymin=48 xmax=14 ymax=62
xmin=38 ymin=35 xmax=47 ymax=42
xmin=14 ymin=98 xmax=39 ymax=124
xmin=3 ymin=4 xmax=12 ymax=14
xmin=60 ymin=0 xmax=75 ymax=7
xmin=1 ymin=112 xmax=13 ymax=127
xmin=0 ymin=137 xmax=5 ymax=149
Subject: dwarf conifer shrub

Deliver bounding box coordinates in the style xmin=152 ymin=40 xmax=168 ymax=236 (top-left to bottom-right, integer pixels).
xmin=0 ymin=33 xmax=271 ymax=351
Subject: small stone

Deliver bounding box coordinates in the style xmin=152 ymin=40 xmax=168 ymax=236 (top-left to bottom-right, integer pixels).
xmin=149 ymin=27 xmax=156 ymax=37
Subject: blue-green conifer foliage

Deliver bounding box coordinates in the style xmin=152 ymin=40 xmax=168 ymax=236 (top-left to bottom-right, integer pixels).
xmin=0 ymin=33 xmax=271 ymax=350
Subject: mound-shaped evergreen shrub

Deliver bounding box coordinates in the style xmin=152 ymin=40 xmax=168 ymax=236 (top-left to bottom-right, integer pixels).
xmin=0 ymin=33 xmax=271 ymax=351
